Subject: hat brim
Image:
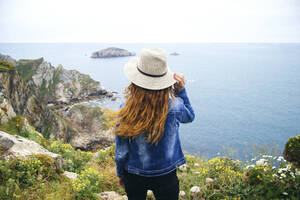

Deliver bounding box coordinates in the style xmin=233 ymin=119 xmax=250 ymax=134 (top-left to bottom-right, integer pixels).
xmin=124 ymin=57 xmax=176 ymax=90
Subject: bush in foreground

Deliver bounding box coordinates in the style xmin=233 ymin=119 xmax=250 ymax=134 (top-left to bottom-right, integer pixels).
xmin=71 ymin=168 xmax=103 ymax=200
xmin=46 ymin=137 xmax=93 ymax=173
xmin=0 ymin=154 xmax=62 ymax=199
xmin=178 ymin=154 xmax=300 ymax=200
xmin=283 ymin=135 xmax=300 ymax=168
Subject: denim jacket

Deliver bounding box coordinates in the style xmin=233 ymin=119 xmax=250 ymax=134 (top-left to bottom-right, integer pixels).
xmin=115 ymin=88 xmax=195 ymax=177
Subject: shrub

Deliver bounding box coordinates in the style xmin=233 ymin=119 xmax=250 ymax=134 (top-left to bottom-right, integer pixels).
xmin=0 ymin=116 xmax=23 ymax=135
xmin=177 ymin=153 xmax=300 ymax=200
xmin=283 ymin=135 xmax=300 ymax=168
xmin=244 ymin=155 xmax=300 ymax=199
xmin=71 ymin=168 xmax=102 ymax=200
xmin=0 ymin=60 xmax=15 ymax=72
xmin=0 ymin=154 xmax=61 ymax=199
xmin=95 ymin=145 xmax=115 ymax=165
xmin=96 ymin=150 xmax=107 ymax=164
xmin=0 ymin=116 xmax=50 ymax=148
xmin=47 ymin=138 xmax=93 ymax=173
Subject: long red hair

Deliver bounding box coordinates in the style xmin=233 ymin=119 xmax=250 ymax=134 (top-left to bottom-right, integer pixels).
xmin=114 ymin=83 xmax=174 ymax=145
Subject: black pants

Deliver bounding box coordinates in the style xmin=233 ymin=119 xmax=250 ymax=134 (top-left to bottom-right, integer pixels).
xmin=123 ymin=169 xmax=179 ymax=200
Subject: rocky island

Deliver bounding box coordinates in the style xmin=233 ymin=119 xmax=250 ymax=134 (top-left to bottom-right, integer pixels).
xmin=91 ymin=47 xmax=136 ymax=58
xmin=170 ymin=52 xmax=180 ymax=56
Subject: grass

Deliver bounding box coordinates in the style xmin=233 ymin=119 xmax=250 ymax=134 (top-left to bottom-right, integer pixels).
xmin=3 ymin=175 xmax=75 ymax=200
xmin=0 ymin=115 xmax=23 ymax=135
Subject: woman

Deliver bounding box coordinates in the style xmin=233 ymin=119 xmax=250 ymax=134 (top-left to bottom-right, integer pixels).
xmin=114 ymin=48 xmax=195 ymax=200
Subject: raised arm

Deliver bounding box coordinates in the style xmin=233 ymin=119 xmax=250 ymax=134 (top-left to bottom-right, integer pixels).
xmin=173 ymin=73 xmax=195 ymax=123
xmin=176 ymin=88 xmax=195 ymax=123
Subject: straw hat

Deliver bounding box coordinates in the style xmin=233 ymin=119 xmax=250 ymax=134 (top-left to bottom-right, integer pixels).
xmin=124 ymin=48 xmax=176 ymax=90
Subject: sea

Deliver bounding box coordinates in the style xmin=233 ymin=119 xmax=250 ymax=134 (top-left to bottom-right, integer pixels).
xmin=1 ymin=43 xmax=300 ymax=161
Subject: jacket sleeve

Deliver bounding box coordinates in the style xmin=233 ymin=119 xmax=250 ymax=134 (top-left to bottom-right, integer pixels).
xmin=175 ymin=88 xmax=195 ymax=123
xmin=115 ymin=135 xmax=129 ymax=178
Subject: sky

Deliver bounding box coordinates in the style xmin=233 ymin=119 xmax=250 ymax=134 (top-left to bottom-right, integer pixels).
xmin=0 ymin=0 xmax=300 ymax=43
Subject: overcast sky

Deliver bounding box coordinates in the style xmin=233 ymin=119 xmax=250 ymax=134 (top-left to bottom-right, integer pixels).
xmin=0 ymin=0 xmax=300 ymax=43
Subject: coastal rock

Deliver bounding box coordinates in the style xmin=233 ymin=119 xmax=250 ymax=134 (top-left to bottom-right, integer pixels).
xmin=2 ymin=72 xmax=73 ymax=140
xmin=0 ymin=131 xmax=64 ymax=168
xmin=0 ymin=54 xmax=17 ymax=66
xmin=16 ymin=58 xmax=104 ymax=104
xmin=0 ymin=54 xmax=114 ymax=151
xmin=91 ymin=47 xmax=136 ymax=58
xmin=65 ymin=105 xmax=114 ymax=151
xmin=0 ymin=82 xmax=16 ymax=124
xmin=0 ymin=54 xmax=76 ymax=141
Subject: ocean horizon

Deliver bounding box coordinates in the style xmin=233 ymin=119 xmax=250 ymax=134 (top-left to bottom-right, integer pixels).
xmin=1 ymin=42 xmax=300 ymax=160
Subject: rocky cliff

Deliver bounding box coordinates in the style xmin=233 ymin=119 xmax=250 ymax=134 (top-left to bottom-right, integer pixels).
xmin=64 ymin=105 xmax=114 ymax=151
xmin=0 ymin=54 xmax=115 ymax=150
xmin=15 ymin=57 xmax=110 ymax=105
xmin=0 ymin=55 xmax=75 ymax=141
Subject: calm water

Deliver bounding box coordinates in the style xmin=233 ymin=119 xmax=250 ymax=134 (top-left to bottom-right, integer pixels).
xmin=1 ymin=43 xmax=300 ymax=160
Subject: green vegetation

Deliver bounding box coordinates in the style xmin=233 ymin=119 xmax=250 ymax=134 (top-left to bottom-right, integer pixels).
xmin=0 ymin=116 xmax=50 ymax=148
xmin=50 ymin=69 xmax=61 ymax=94
xmin=0 ymin=115 xmax=23 ymax=135
xmin=40 ymin=109 xmax=75 ymax=139
xmin=178 ymin=153 xmax=300 ymax=199
xmin=0 ymin=154 xmax=63 ymax=200
xmin=46 ymin=137 xmax=93 ymax=174
xmin=16 ymin=58 xmax=44 ymax=81
xmin=39 ymin=78 xmax=49 ymax=97
xmin=78 ymin=73 xmax=98 ymax=88
xmin=1 ymin=117 xmax=299 ymax=199
xmin=283 ymin=135 xmax=300 ymax=168
xmin=71 ymin=105 xmax=108 ymax=130
xmin=0 ymin=60 xmax=15 ymax=72
xmin=71 ymin=168 xmax=103 ymax=200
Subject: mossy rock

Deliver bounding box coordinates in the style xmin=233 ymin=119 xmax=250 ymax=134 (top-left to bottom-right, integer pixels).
xmin=283 ymin=135 xmax=300 ymax=167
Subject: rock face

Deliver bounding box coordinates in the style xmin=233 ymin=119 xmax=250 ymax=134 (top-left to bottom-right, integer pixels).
xmin=0 ymin=55 xmax=17 ymax=124
xmin=0 ymin=54 xmax=115 ymax=151
xmin=0 ymin=54 xmax=17 ymax=66
xmin=16 ymin=57 xmax=107 ymax=104
xmin=0 ymin=131 xmax=64 ymax=168
xmin=91 ymin=47 xmax=136 ymax=58
xmin=0 ymin=57 xmax=75 ymax=141
xmin=64 ymin=105 xmax=114 ymax=151
xmin=0 ymin=82 xmax=16 ymax=124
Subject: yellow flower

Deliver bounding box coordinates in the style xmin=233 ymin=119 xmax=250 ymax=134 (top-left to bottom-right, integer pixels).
xmin=257 ymin=175 xmax=262 ymax=181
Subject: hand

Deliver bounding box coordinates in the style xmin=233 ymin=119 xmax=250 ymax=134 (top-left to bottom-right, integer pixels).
xmin=173 ymin=73 xmax=185 ymax=92
xmin=118 ymin=177 xmax=125 ymax=189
